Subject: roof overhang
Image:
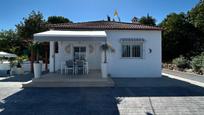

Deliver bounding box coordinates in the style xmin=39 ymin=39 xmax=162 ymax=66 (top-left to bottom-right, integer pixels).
xmin=34 ymin=30 xmax=107 ymax=42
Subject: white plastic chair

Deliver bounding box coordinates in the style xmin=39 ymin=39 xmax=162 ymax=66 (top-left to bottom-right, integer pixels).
xmin=65 ymin=60 xmax=75 ymax=75
xmin=84 ymin=62 xmax=89 ymax=74
xmin=75 ymin=60 xmax=85 ymax=75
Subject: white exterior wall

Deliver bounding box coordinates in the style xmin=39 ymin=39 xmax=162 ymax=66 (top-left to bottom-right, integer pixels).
xmin=55 ymin=41 xmax=102 ymax=71
xmin=51 ymin=30 xmax=161 ymax=78
xmin=106 ymin=30 xmax=162 ymax=78
xmin=21 ymin=62 xmax=49 ymax=72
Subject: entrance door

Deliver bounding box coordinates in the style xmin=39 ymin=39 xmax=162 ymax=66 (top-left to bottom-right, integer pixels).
xmin=73 ymin=47 xmax=86 ymax=60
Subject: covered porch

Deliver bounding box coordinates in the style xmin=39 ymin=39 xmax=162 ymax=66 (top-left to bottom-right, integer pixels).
xmin=34 ymin=30 xmax=108 ymax=79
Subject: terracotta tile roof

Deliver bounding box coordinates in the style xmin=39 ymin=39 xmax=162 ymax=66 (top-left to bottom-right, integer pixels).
xmin=48 ymin=21 xmax=162 ymax=31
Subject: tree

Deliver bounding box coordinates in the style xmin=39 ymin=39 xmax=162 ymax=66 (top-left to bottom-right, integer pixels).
xmin=187 ymin=0 xmax=204 ymax=58
xmin=160 ymin=0 xmax=204 ymax=62
xmin=188 ymin=0 xmax=204 ymax=32
xmin=0 ymin=29 xmax=22 ymax=55
xmin=160 ymin=13 xmax=201 ymax=61
xmin=16 ymin=11 xmax=47 ymax=40
xmin=139 ymin=14 xmax=156 ymax=26
xmin=16 ymin=11 xmax=48 ymax=72
xmin=47 ymin=16 xmax=72 ymax=24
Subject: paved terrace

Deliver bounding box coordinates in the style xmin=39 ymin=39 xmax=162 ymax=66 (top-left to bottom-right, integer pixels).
xmin=163 ymin=69 xmax=204 ymax=87
xmin=0 ymin=74 xmax=204 ymax=115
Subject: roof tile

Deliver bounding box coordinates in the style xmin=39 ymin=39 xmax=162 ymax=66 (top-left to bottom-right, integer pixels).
xmin=48 ymin=21 xmax=162 ymax=31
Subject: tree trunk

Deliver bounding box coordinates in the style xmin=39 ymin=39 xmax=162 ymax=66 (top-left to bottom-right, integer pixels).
xmin=30 ymin=49 xmax=34 ymax=73
xmin=45 ymin=49 xmax=48 ymax=71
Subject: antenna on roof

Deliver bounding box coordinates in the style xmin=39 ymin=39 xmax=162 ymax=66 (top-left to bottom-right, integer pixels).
xmin=114 ymin=10 xmax=121 ymax=22
xmin=113 ymin=0 xmax=121 ymax=22
xmin=107 ymin=15 xmax=111 ymax=21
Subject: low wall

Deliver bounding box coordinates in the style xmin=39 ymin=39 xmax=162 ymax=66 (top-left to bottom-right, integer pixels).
xmin=22 ymin=61 xmax=49 ymax=72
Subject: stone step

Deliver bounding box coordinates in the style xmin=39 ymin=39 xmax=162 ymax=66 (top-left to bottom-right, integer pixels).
xmin=32 ymin=78 xmax=112 ymax=82
xmin=23 ymin=79 xmax=115 ymax=87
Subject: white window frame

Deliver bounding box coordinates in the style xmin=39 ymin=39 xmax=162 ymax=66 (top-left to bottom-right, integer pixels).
xmin=121 ymin=42 xmax=143 ymax=59
xmin=73 ymin=46 xmax=87 ymax=60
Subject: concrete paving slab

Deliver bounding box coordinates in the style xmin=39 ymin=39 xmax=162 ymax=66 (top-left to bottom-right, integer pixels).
xmin=0 ymin=74 xmax=204 ymax=115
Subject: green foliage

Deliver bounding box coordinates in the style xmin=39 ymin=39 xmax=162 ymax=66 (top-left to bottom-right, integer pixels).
xmin=19 ymin=55 xmax=29 ymax=61
xmin=29 ymin=42 xmax=43 ymax=62
xmin=9 ymin=59 xmax=16 ymax=68
xmin=16 ymin=11 xmax=48 ymax=40
xmin=0 ymin=29 xmax=22 ymax=55
xmin=172 ymin=55 xmax=189 ymax=69
xmin=139 ymin=14 xmax=156 ymax=26
xmin=161 ymin=1 xmax=204 ymax=62
xmin=48 ymin=16 xmax=72 ymax=24
xmin=100 ymin=43 xmax=115 ymax=52
xmin=160 ymin=12 xmax=202 ymax=61
xmin=191 ymin=52 xmax=204 ymax=74
xmin=188 ymin=0 xmax=204 ymax=32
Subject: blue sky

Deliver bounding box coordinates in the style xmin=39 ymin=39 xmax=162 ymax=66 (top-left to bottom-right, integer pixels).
xmin=0 ymin=0 xmax=199 ymax=30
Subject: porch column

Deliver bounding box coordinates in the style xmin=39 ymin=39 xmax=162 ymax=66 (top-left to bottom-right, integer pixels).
xmin=101 ymin=42 xmax=108 ymax=78
xmin=49 ymin=41 xmax=55 ymax=72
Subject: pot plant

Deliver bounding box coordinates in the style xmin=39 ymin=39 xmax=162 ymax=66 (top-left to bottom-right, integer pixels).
xmin=15 ymin=56 xmax=24 ymax=75
xmin=30 ymin=42 xmax=42 ymax=78
xmin=9 ymin=58 xmax=16 ymax=75
xmin=100 ymin=43 xmax=115 ymax=78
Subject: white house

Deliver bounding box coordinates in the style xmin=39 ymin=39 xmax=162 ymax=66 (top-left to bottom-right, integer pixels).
xmin=34 ymin=20 xmax=162 ymax=78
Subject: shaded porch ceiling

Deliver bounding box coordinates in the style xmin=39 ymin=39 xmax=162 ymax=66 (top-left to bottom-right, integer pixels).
xmin=34 ymin=30 xmax=107 ymax=42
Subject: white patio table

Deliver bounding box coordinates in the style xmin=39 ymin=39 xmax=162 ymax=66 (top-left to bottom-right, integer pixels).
xmin=61 ymin=61 xmax=88 ymax=75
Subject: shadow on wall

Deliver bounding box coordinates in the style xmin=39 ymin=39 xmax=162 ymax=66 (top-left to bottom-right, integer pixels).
xmin=1 ymin=78 xmax=204 ymax=115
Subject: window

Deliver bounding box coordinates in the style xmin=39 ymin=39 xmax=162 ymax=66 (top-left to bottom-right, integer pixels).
xmin=122 ymin=44 xmax=143 ymax=58
xmin=132 ymin=45 xmax=141 ymax=57
xmin=73 ymin=47 xmax=86 ymax=60
xmin=122 ymin=45 xmax=131 ymax=57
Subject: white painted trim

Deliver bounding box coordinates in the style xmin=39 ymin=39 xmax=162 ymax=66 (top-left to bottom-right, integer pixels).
xmin=162 ymin=73 xmax=204 ymax=87
xmin=120 ymin=43 xmax=144 ymax=59
xmin=72 ymin=46 xmax=87 ymax=60
xmin=34 ymin=30 xmax=107 ymax=37
xmin=49 ymin=41 xmax=55 ymax=72
xmin=34 ymin=30 xmax=107 ymax=41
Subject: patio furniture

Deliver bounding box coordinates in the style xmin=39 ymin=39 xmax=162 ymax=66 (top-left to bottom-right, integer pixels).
xmin=84 ymin=62 xmax=89 ymax=74
xmin=65 ymin=60 xmax=75 ymax=74
xmin=74 ymin=60 xmax=89 ymax=75
xmin=61 ymin=60 xmax=89 ymax=75
xmin=61 ymin=62 xmax=65 ymax=74
xmin=75 ymin=60 xmax=84 ymax=74
xmin=0 ymin=52 xmax=17 ymax=76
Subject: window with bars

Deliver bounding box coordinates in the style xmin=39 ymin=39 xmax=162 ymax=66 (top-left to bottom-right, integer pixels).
xmin=122 ymin=44 xmax=143 ymax=58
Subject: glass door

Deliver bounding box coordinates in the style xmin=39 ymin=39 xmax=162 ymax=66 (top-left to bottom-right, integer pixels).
xmin=73 ymin=47 xmax=86 ymax=61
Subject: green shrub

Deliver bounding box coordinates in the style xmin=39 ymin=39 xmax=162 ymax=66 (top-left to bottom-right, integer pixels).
xmin=191 ymin=53 xmax=204 ymax=74
xmin=172 ymin=55 xmax=189 ymax=69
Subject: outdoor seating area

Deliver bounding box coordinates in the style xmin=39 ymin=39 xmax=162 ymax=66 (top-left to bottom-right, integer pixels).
xmin=61 ymin=60 xmax=88 ymax=75
xmin=0 ymin=52 xmax=17 ymax=76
